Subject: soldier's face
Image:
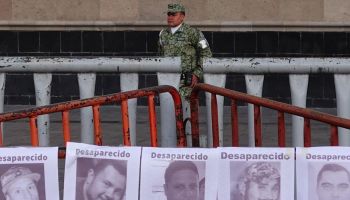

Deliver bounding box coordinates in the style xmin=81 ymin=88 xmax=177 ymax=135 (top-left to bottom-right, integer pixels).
xmin=167 ymin=12 xmax=185 ymax=27
xmin=317 ymin=170 xmax=350 ymax=200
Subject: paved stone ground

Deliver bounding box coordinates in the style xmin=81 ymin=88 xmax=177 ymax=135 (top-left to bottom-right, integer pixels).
xmin=0 ymin=105 xmax=338 ymax=199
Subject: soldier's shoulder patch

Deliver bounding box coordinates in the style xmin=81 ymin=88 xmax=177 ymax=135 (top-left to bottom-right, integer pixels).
xmin=199 ymin=39 xmax=209 ymax=49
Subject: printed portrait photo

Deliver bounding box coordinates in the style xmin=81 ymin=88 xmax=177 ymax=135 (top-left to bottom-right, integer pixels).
xmin=230 ymin=161 xmax=281 ymax=200
xmin=75 ymin=157 xmax=128 ymax=200
xmin=308 ymin=162 xmax=350 ymax=200
xmin=0 ymin=163 xmax=46 ymax=200
xmin=147 ymin=160 xmax=206 ymax=200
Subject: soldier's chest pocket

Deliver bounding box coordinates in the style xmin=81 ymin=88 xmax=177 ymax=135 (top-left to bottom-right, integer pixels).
xmin=175 ymin=37 xmax=191 ymax=46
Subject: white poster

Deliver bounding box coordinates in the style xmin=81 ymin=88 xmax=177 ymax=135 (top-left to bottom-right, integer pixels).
xmin=63 ymin=142 xmax=141 ymax=200
xmin=296 ymin=147 xmax=350 ymax=200
xmin=0 ymin=146 xmax=58 ymax=200
xmin=140 ymin=147 xmax=218 ymax=200
xmin=218 ymin=147 xmax=294 ymax=200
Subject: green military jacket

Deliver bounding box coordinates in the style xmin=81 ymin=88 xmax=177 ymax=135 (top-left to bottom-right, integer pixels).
xmin=158 ymin=23 xmax=212 ymax=79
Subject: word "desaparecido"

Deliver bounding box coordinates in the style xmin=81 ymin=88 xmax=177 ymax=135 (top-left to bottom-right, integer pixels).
xmin=221 ymin=152 xmax=290 ymax=161
xmin=76 ymin=149 xmax=130 ymax=158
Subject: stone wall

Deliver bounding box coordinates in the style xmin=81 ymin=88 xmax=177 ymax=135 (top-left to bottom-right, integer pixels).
xmin=0 ymin=0 xmax=350 ymax=31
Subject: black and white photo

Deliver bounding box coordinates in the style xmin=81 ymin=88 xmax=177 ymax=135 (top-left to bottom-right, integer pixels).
xmin=63 ymin=142 xmax=141 ymax=200
xmin=230 ymin=161 xmax=280 ymax=200
xmin=140 ymin=147 xmax=217 ymax=200
xmin=218 ymin=147 xmax=294 ymax=200
xmin=0 ymin=164 xmax=45 ymax=200
xmin=296 ymin=147 xmax=350 ymax=200
xmin=75 ymin=157 xmax=127 ymax=200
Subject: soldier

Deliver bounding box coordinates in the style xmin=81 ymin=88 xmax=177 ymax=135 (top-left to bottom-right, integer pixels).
xmin=158 ymin=3 xmax=212 ymax=101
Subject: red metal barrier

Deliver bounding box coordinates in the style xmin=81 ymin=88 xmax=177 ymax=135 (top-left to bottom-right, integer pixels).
xmin=190 ymin=83 xmax=350 ymax=147
xmin=0 ymin=85 xmax=185 ymax=157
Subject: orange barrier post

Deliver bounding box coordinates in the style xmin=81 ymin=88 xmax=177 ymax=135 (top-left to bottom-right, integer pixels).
xmin=231 ymin=100 xmax=239 ymax=147
xmin=330 ymin=125 xmax=339 ymax=146
xmin=211 ymin=94 xmax=219 ymax=147
xmin=254 ymin=105 xmax=262 ymax=147
xmin=29 ymin=117 xmax=39 ymax=146
xmin=121 ymin=99 xmax=131 ymax=146
xmin=148 ymin=94 xmax=158 ymax=147
xmin=93 ymin=105 xmax=102 ymax=146
xmin=277 ymin=111 xmax=286 ymax=147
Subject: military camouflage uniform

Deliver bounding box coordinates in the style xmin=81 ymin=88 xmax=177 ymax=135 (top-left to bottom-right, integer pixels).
xmin=158 ymin=8 xmax=212 ymax=100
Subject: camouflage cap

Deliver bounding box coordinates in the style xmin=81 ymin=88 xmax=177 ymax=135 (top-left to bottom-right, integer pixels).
xmin=167 ymin=3 xmax=185 ymax=13
xmin=1 ymin=166 xmax=40 ymax=194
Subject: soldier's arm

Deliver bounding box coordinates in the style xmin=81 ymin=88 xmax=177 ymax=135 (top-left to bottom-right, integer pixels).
xmin=157 ymin=30 xmax=164 ymax=56
xmin=193 ymin=31 xmax=212 ymax=79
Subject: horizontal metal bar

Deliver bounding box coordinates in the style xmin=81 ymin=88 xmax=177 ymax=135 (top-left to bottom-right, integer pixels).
xmin=0 ymin=85 xmax=180 ymax=122
xmin=204 ymin=58 xmax=350 ymax=73
xmin=0 ymin=57 xmax=181 ymax=72
xmin=3 ymin=57 xmax=350 ymax=74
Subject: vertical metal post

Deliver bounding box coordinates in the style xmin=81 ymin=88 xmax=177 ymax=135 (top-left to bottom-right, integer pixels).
xmin=334 ymin=74 xmax=350 ymax=146
xmin=0 ymin=73 xmax=5 ymax=143
xmin=34 ymin=73 xmax=52 ymax=146
xmin=120 ymin=73 xmax=138 ymax=145
xmin=278 ymin=111 xmax=286 ymax=147
xmin=304 ymin=118 xmax=311 ymax=147
xmin=204 ymin=74 xmax=226 ymax=147
xmin=330 ymin=125 xmax=339 ymax=146
xmin=157 ymin=72 xmax=181 ymax=147
xmin=92 ymin=105 xmax=102 ymax=145
xmin=231 ymin=100 xmax=239 ymax=147
xmin=78 ymin=73 xmax=96 ymax=144
xmin=245 ymin=75 xmax=264 ymax=147
xmin=148 ymin=94 xmax=158 ymax=147
xmin=121 ymin=99 xmax=131 ymax=146
xmin=254 ymin=105 xmax=262 ymax=146
xmin=289 ymin=74 xmax=309 ymax=147
xmin=211 ymin=94 xmax=219 ymax=147
xmin=62 ymin=111 xmax=71 ymax=144
xmin=29 ymin=117 xmax=39 ymax=146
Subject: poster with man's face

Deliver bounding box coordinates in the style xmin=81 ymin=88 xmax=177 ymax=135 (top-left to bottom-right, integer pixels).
xmin=139 ymin=147 xmax=218 ymax=200
xmin=0 ymin=147 xmax=58 ymax=200
xmin=217 ymin=147 xmax=295 ymax=200
xmin=296 ymin=147 xmax=350 ymax=200
xmin=63 ymin=142 xmax=141 ymax=200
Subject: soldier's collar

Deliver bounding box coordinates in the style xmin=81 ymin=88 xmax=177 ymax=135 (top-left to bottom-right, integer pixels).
xmin=167 ymin=23 xmax=185 ymax=33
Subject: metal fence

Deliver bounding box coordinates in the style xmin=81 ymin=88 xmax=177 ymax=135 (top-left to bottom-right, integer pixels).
xmin=0 ymin=57 xmax=349 ymax=147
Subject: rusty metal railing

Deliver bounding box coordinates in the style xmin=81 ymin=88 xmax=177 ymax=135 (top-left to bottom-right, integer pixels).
xmin=190 ymin=83 xmax=350 ymax=147
xmin=0 ymin=85 xmax=185 ymax=157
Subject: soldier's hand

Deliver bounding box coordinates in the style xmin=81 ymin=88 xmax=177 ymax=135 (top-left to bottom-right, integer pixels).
xmin=190 ymin=74 xmax=199 ymax=87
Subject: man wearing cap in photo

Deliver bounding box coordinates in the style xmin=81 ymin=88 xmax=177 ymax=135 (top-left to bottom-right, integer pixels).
xmin=158 ymin=3 xmax=212 ymax=101
xmin=1 ymin=166 xmax=41 ymax=200
xmin=234 ymin=162 xmax=280 ymax=200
